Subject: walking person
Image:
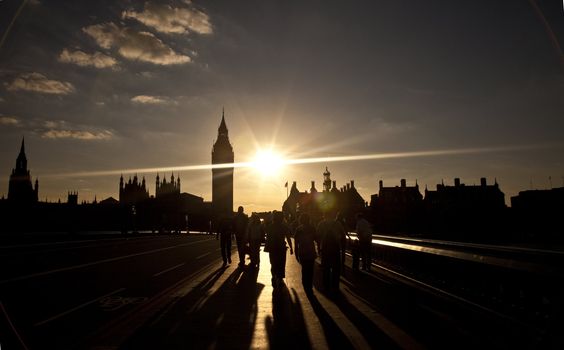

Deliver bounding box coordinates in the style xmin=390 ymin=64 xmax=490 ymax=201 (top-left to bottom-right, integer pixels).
xmin=246 ymin=213 xmax=265 ymax=269
xmin=265 ymin=211 xmax=293 ymax=288
xmin=317 ymin=212 xmax=342 ymax=293
xmin=217 ymin=216 xmax=233 ymax=267
xmin=294 ymin=213 xmax=317 ymax=295
xmin=234 ymin=206 xmax=249 ymax=268
xmin=336 ymin=213 xmax=349 ymax=267
xmin=356 ymin=212 xmax=373 ymax=271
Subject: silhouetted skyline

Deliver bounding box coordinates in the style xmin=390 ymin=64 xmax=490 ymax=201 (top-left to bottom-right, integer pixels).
xmin=1 ymin=0 xmax=563 ymax=212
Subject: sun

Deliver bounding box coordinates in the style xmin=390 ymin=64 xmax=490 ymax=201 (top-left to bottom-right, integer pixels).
xmin=252 ymin=149 xmax=285 ymax=176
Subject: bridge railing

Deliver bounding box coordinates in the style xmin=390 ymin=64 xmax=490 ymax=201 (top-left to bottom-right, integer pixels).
xmin=346 ymin=232 xmax=564 ymax=341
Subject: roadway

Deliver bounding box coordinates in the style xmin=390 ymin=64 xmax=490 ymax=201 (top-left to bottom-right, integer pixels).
xmin=0 ymin=233 xmax=537 ymax=349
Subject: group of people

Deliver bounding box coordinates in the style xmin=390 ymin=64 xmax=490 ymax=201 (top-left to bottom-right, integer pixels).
xmin=217 ymin=206 xmax=264 ymax=269
xmin=216 ymin=206 xmax=374 ymax=295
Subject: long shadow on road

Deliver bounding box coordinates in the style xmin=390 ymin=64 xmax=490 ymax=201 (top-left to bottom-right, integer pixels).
xmin=122 ymin=266 xmax=264 ymax=350
xmin=265 ymin=283 xmax=311 ymax=349
xmin=312 ymin=263 xmax=400 ymax=349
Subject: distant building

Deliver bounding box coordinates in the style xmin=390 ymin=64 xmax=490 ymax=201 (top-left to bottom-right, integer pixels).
xmin=424 ymin=177 xmax=506 ymax=237
xmin=211 ymin=109 xmax=234 ymax=226
xmin=67 ymin=191 xmax=78 ymax=205
xmin=119 ymin=174 xmax=149 ymax=204
xmin=156 ymin=173 xmax=181 ymax=197
xmin=8 ymin=137 xmax=38 ymax=204
xmin=370 ymin=179 xmax=423 ymax=233
xmin=282 ymin=167 xmax=366 ymax=228
xmin=511 ymin=187 xmax=564 ymax=239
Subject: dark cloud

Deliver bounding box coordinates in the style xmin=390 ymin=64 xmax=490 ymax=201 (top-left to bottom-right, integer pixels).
xmin=39 ymin=120 xmax=114 ymax=140
xmin=6 ymin=72 xmax=75 ymax=94
xmin=122 ymin=2 xmax=212 ymax=35
xmin=58 ymin=49 xmax=118 ymax=69
xmin=131 ymin=95 xmax=176 ymax=105
xmin=83 ymin=22 xmax=191 ymax=65
xmin=0 ymin=115 xmax=21 ymax=126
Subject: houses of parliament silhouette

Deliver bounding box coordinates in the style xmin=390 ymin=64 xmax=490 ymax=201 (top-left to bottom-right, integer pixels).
xmin=1 ymin=110 xmax=563 ymax=242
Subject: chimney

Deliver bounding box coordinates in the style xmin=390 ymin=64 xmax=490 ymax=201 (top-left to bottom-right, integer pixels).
xmin=454 ymin=178 xmax=461 ymax=187
xmin=332 ymin=180 xmax=336 ymax=189
xmin=400 ymin=179 xmax=406 ymax=188
xmin=351 ymin=180 xmax=355 ymax=188
xmin=346 ymin=183 xmax=350 ymax=190
xmin=379 ymin=180 xmax=383 ymax=189
xmin=480 ymin=177 xmax=487 ymax=187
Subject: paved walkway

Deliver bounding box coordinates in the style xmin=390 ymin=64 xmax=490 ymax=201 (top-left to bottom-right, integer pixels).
xmin=120 ymin=244 xmax=423 ymax=349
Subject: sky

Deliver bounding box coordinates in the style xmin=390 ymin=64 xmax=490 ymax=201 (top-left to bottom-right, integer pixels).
xmin=0 ymin=0 xmax=563 ymax=212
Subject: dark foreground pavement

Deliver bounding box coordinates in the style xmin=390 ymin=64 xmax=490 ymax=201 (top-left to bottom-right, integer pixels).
xmin=0 ymin=233 xmax=529 ymax=349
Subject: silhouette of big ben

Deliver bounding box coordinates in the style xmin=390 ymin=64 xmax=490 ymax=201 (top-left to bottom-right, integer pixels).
xmin=8 ymin=137 xmax=38 ymax=204
xmin=211 ymin=109 xmax=234 ymax=227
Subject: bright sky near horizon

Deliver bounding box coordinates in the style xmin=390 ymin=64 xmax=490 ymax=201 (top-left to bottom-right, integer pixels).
xmin=1 ymin=0 xmax=563 ymax=212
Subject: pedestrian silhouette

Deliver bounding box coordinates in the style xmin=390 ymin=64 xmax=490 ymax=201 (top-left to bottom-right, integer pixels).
xmin=294 ymin=213 xmax=317 ymax=295
xmin=234 ymin=206 xmax=249 ymax=268
xmin=317 ymin=212 xmax=343 ymax=293
xmin=336 ymin=212 xmax=349 ymax=267
xmin=217 ymin=216 xmax=233 ymax=266
xmin=355 ymin=212 xmax=373 ymax=271
xmin=247 ymin=213 xmax=265 ymax=269
xmin=265 ymin=210 xmax=293 ymax=288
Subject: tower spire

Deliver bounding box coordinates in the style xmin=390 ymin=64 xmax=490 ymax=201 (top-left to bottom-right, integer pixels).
xmin=20 ymin=136 xmax=25 ymax=154
xmin=218 ymin=109 xmax=228 ymax=136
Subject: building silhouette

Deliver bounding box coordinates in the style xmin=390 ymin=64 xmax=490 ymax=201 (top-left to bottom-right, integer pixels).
xmin=370 ymin=179 xmax=423 ymax=233
xmin=283 ymin=167 xmax=366 ymax=228
xmin=156 ymin=173 xmax=181 ymax=197
xmin=511 ymin=186 xmax=564 ymax=240
xmin=119 ymin=174 xmax=149 ymax=205
xmin=67 ymin=191 xmax=78 ymax=206
xmin=211 ymin=109 xmax=234 ymax=226
xmin=423 ymin=177 xmax=506 ymax=238
xmin=8 ymin=137 xmax=38 ymax=204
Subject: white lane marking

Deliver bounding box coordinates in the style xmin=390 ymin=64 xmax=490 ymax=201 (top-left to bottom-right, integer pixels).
xmin=0 ymin=234 xmax=169 ymax=250
xmin=152 ymin=263 xmax=186 ymax=277
xmin=1 ymin=301 xmax=30 ymax=349
xmin=196 ymin=252 xmax=211 ymax=260
xmin=34 ymin=288 xmax=125 ymax=327
xmin=0 ymin=238 xmax=211 ymax=285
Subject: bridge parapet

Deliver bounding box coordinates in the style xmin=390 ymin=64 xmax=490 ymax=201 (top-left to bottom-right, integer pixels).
xmin=346 ymin=233 xmax=564 ymax=347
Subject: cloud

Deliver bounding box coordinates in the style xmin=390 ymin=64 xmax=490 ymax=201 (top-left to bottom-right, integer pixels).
xmin=83 ymin=22 xmax=191 ymax=65
xmin=6 ymin=72 xmax=75 ymax=94
xmin=131 ymin=95 xmax=175 ymax=105
xmin=0 ymin=115 xmax=21 ymax=126
xmin=39 ymin=120 xmax=114 ymax=140
xmin=122 ymin=2 xmax=212 ymax=35
xmin=58 ymin=48 xmax=118 ymax=68
xmin=41 ymin=129 xmax=113 ymax=140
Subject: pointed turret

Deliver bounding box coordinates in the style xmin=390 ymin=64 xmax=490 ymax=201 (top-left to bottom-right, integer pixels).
xmin=323 ymin=167 xmax=332 ymax=192
xmin=15 ymin=136 xmax=28 ymax=172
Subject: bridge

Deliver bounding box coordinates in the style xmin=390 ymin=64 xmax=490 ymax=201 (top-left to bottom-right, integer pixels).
xmin=0 ymin=232 xmax=562 ymax=349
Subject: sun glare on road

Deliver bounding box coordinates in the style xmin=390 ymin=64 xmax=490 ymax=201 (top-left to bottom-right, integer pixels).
xmin=252 ymin=149 xmax=284 ymax=176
